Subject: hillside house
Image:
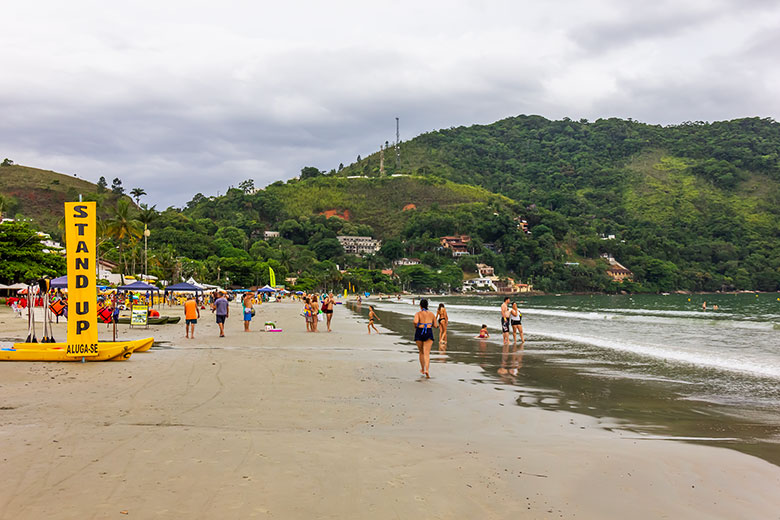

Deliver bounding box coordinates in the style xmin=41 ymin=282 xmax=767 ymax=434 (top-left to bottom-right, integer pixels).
xmin=394 ymin=258 xmax=421 ymax=266
xmin=440 ymin=235 xmax=471 ymax=256
xmin=601 ymin=253 xmax=634 ymax=282
xmin=476 ymin=263 xmax=494 ymax=277
xmin=264 ymin=230 xmax=280 ymax=239
xmin=337 ymin=236 xmax=382 ymax=255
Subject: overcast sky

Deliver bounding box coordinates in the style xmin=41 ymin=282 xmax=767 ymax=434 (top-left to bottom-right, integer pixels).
xmin=2 ymin=0 xmax=779 ymax=208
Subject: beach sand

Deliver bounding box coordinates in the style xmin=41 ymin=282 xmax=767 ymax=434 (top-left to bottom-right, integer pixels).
xmin=0 ymin=301 xmax=778 ymax=519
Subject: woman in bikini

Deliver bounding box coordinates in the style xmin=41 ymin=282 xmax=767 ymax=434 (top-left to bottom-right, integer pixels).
xmin=435 ymin=303 xmax=448 ymax=346
xmin=368 ymin=306 xmax=380 ymax=334
xmin=414 ymin=299 xmax=438 ymax=378
xmin=510 ymin=302 xmax=524 ymax=343
xmin=322 ymin=292 xmax=335 ymax=332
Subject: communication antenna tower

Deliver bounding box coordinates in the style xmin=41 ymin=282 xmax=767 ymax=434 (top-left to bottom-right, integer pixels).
xmin=395 ymin=117 xmax=401 ymax=170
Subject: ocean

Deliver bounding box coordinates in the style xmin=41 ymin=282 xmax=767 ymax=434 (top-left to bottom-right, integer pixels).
xmin=356 ymin=293 xmax=780 ymax=465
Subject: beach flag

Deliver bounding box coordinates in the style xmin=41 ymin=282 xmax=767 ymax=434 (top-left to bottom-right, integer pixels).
xmin=343 ymin=289 xmax=347 ymax=298
xmin=269 ymin=266 xmax=276 ymax=287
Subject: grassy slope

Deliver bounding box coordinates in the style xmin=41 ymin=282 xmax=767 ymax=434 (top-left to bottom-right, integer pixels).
xmin=0 ymin=164 xmax=98 ymax=231
xmin=624 ymin=150 xmax=780 ymax=239
xmin=266 ymin=175 xmax=515 ymax=238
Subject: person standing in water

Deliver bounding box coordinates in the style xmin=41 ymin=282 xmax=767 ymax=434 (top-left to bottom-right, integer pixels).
xmin=510 ymin=302 xmax=524 ymax=343
xmin=368 ymin=305 xmax=380 ymax=334
xmin=436 ymin=303 xmax=448 ymax=345
xmin=414 ymin=299 xmax=438 ymax=378
xmin=500 ymin=296 xmax=511 ymax=344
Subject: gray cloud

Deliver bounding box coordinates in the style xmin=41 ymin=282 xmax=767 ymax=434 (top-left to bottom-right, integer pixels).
xmin=1 ymin=0 xmax=779 ymax=208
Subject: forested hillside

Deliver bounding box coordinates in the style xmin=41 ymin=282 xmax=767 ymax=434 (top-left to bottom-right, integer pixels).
xmin=339 ymin=116 xmax=780 ymax=292
xmin=2 ymin=116 xmax=779 ymax=293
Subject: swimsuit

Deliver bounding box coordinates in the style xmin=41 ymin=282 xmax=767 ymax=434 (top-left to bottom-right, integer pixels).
xmin=414 ymin=322 xmax=434 ymax=342
xmin=501 ymin=317 xmax=510 ymax=333
xmin=511 ymin=312 xmax=522 ymax=326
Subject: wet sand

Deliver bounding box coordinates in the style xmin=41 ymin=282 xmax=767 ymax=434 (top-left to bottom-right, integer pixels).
xmin=0 ymin=302 xmax=779 ymax=519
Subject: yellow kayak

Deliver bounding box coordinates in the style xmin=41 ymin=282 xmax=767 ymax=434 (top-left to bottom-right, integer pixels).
xmin=0 ymin=338 xmax=153 ymax=362
xmin=132 ymin=337 xmax=155 ymax=353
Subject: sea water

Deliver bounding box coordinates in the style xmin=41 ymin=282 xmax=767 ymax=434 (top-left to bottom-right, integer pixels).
xmin=360 ymin=293 xmax=780 ymax=465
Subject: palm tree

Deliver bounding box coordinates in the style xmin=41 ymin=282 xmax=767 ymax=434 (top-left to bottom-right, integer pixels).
xmin=106 ymin=199 xmax=142 ymax=283
xmin=130 ymin=188 xmax=147 ymax=206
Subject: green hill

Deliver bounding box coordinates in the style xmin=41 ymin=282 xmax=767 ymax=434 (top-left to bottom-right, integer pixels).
xmin=338 ymin=116 xmax=780 ymax=291
xmin=0 ymin=164 xmax=100 ymax=231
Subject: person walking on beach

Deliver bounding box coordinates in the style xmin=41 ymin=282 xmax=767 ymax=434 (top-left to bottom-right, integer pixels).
xmin=214 ymin=291 xmax=229 ymax=337
xmin=242 ymin=293 xmax=254 ymax=332
xmin=510 ymin=302 xmax=524 ymax=343
xmin=414 ymin=299 xmax=438 ymax=378
xmin=368 ymin=306 xmax=380 ymax=334
xmin=322 ymin=292 xmax=335 ymax=332
xmin=303 ymin=298 xmax=312 ymax=332
xmin=436 ymin=303 xmax=448 ymax=345
xmin=500 ymin=296 xmax=511 ymax=344
xmin=184 ymin=294 xmax=200 ymax=339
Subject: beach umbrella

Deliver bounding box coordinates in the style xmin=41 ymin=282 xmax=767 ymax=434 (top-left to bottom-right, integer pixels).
xmin=295 ymin=291 xmax=304 ymax=295
xmin=257 ymin=286 xmax=276 ymax=293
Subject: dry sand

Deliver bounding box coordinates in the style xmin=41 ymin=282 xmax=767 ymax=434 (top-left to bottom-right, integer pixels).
xmin=0 ymin=301 xmax=778 ymax=519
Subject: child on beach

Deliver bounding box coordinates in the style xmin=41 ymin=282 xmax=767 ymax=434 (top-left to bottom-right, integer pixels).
xmin=368 ymin=306 xmax=380 ymax=334
xmin=478 ymin=324 xmax=489 ymax=338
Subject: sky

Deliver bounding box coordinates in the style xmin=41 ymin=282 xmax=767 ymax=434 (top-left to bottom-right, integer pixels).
xmin=2 ymin=0 xmax=779 ymax=208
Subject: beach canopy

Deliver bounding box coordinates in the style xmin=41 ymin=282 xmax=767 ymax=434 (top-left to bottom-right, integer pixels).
xmin=295 ymin=291 xmax=304 ymax=295
xmin=50 ymin=275 xmax=68 ymax=289
xmin=257 ymin=285 xmax=276 ymax=293
xmin=0 ymin=283 xmax=8 ymax=289
xmin=164 ymin=282 xmax=204 ymax=294
xmin=7 ymin=282 xmax=29 ymax=290
xmin=118 ymin=280 xmax=160 ymax=292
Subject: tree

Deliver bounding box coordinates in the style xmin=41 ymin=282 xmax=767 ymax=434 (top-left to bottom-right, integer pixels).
xmin=238 ymin=179 xmax=255 ymax=193
xmin=97 ymin=176 xmax=108 ymax=192
xmin=111 ymin=177 xmax=124 ymax=195
xmin=0 ymin=221 xmax=66 ymax=283
xmin=215 ymin=226 xmax=248 ymax=249
xmin=380 ymin=239 xmax=404 ymax=261
xmin=1 ymin=158 xmax=13 ymax=166
xmin=130 ymin=187 xmax=147 ymax=205
xmin=106 ymin=199 xmax=142 ymax=280
xmin=300 ymin=166 xmax=322 ymax=180
xmin=311 ymin=238 xmax=344 ymax=261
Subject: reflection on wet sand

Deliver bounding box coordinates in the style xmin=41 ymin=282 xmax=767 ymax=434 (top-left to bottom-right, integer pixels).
xmin=498 ymin=342 xmax=524 ymax=379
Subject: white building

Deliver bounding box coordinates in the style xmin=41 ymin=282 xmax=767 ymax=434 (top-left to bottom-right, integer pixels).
xmin=264 ymin=230 xmax=280 ymax=239
xmin=462 ymin=277 xmax=498 ymax=292
xmin=394 ymin=257 xmax=421 ymax=266
xmin=337 ymin=236 xmax=381 ymax=255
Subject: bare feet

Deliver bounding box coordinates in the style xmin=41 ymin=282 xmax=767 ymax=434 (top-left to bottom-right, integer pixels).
xmin=425 ymin=371 xmax=430 ymax=379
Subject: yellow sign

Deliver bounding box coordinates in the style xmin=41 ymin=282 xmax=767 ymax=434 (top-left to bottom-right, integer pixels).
xmin=269 ymin=266 xmax=276 ymax=288
xmin=131 ymin=305 xmax=148 ymax=326
xmin=64 ymin=202 xmax=98 ymax=356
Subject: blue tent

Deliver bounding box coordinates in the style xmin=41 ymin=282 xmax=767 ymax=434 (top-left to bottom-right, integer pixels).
xmin=118 ymin=281 xmax=161 ymax=292
xmin=50 ymin=275 xmax=68 ymax=289
xmin=257 ymin=286 xmax=276 ymax=293
xmin=164 ymin=282 xmax=204 ymax=294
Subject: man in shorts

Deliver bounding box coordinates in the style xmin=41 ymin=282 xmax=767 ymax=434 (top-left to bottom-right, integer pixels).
xmin=214 ymin=291 xmax=229 ymax=337
xmin=500 ymin=296 xmax=511 ymax=344
xmin=184 ymin=294 xmax=200 ymax=339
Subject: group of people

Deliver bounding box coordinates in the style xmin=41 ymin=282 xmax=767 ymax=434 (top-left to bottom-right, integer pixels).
xmin=302 ymin=292 xmax=336 ymax=332
xmin=407 ymin=296 xmax=525 ymax=379
xmin=183 ymin=290 xmax=248 ymax=339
